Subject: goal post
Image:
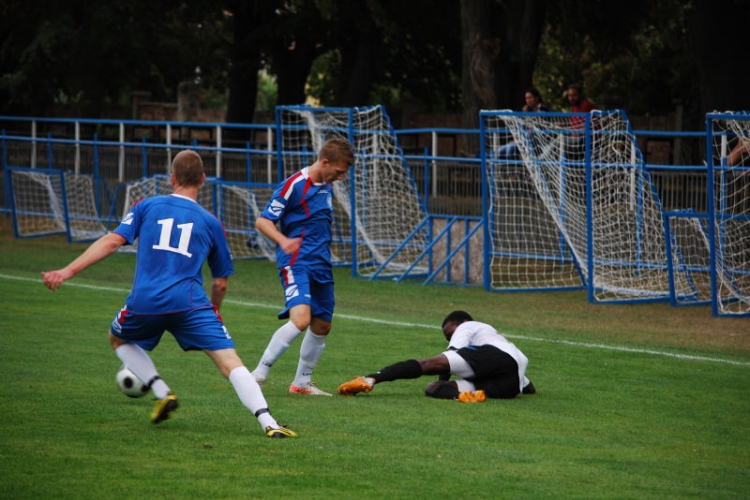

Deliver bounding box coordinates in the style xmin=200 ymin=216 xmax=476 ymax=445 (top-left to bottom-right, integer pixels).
xmin=480 ymin=109 xmax=695 ymax=303
xmin=707 ymin=111 xmax=750 ymax=317
xmin=7 ymin=167 xmax=107 ymax=242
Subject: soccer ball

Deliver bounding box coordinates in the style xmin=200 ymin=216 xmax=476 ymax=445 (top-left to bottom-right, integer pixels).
xmin=116 ymin=365 xmax=150 ymax=398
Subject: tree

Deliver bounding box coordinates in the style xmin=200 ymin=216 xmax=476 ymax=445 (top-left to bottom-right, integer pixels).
xmin=301 ymin=0 xmax=462 ymax=113
xmin=224 ymin=1 xmax=268 ymax=128
xmin=688 ymin=0 xmax=750 ymax=115
xmin=0 ymin=0 xmax=230 ymax=117
xmin=460 ymin=0 xmax=550 ymax=152
xmin=266 ymin=1 xmax=329 ymax=106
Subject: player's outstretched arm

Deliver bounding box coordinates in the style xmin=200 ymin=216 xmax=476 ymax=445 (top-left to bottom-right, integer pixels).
xmin=42 ymin=232 xmax=126 ymax=291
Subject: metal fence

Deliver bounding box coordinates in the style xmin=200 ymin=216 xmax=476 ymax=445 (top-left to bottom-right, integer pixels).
xmin=2 ymin=116 xmax=709 ymax=221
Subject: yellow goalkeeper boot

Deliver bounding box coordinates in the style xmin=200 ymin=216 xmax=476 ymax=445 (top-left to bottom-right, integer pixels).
xmin=457 ymin=390 xmax=486 ymax=403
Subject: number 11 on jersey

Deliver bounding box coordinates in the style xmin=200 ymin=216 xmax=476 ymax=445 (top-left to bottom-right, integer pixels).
xmin=152 ymin=218 xmax=194 ymax=257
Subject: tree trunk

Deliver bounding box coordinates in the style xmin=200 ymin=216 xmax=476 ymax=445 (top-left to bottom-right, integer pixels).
xmin=338 ymin=30 xmax=380 ymax=107
xmin=493 ymin=0 xmax=549 ymax=109
xmin=273 ymin=38 xmax=318 ymax=106
xmin=225 ymin=1 xmax=263 ymax=134
xmin=460 ymin=0 xmax=549 ymax=154
xmin=460 ymin=0 xmax=494 ymax=154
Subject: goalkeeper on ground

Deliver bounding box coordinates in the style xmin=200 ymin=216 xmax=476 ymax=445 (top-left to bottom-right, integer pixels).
xmin=338 ymin=310 xmax=536 ymax=402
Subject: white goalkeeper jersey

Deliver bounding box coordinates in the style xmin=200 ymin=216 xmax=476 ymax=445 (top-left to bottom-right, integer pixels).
xmin=448 ymin=320 xmax=529 ymax=387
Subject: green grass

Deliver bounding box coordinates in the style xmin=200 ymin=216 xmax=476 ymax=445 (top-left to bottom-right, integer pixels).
xmin=1 ymin=226 xmax=749 ymax=499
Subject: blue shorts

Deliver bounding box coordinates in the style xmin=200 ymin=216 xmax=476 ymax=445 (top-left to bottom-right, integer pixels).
xmin=110 ymin=305 xmax=235 ymax=352
xmin=277 ymin=265 xmax=335 ymax=322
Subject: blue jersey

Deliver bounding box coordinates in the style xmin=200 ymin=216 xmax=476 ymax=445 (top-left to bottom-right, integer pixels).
xmin=261 ymin=167 xmax=334 ymax=270
xmin=113 ymin=194 xmax=234 ymax=314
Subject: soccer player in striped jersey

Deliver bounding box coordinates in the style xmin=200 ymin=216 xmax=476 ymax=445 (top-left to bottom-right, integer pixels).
xmin=42 ymin=150 xmax=296 ymax=437
xmin=252 ymin=138 xmax=355 ymax=396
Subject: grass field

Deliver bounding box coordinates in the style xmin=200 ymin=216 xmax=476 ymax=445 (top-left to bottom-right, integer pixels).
xmin=1 ymin=223 xmax=749 ymax=499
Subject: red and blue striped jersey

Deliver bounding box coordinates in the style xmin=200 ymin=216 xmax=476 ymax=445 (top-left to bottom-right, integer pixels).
xmin=261 ymin=167 xmax=335 ymax=271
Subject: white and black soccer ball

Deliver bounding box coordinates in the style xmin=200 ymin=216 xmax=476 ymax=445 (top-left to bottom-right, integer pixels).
xmin=116 ymin=365 xmax=150 ymax=398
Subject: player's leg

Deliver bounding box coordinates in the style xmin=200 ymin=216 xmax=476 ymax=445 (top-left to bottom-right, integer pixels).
xmin=111 ymin=332 xmax=172 ymax=398
xmin=253 ymin=268 xmax=312 ymax=385
xmin=109 ymin=310 xmax=176 ymax=423
xmin=205 ymin=348 xmax=296 ymax=437
xmin=424 ymin=380 xmax=460 ymax=399
xmin=290 ymin=280 xmax=334 ymax=395
xmin=420 ymin=354 xmax=486 ymax=401
xmin=252 ymin=318 xmax=305 ymax=385
xmin=290 ymin=317 xmax=331 ymax=395
xmin=338 ymin=355 xmax=450 ymax=396
xmin=178 ymin=307 xmax=296 ymax=437
xmin=433 ymin=350 xmax=485 ymax=402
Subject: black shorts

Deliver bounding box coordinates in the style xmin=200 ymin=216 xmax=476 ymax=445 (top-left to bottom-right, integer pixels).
xmin=456 ymin=345 xmax=520 ymax=399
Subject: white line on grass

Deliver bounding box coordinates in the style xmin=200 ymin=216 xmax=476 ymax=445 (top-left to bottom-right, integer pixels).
xmin=5 ymin=273 xmax=749 ymax=367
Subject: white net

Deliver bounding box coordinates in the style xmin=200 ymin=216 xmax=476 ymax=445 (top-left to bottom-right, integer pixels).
xmin=63 ymin=172 xmax=109 ymax=241
xmin=484 ymin=157 xmax=583 ymax=290
xmin=483 ymin=110 xmax=694 ymax=302
xmin=9 ymin=168 xmax=106 ymax=241
xmin=709 ymin=112 xmax=750 ymax=316
xmin=277 ymin=105 xmax=428 ymax=277
xmin=118 ymin=174 xmax=273 ymax=260
xmin=666 ymin=214 xmax=712 ymax=305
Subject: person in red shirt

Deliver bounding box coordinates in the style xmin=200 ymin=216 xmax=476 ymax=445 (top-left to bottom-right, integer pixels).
xmin=567 ymin=83 xmax=595 ymax=130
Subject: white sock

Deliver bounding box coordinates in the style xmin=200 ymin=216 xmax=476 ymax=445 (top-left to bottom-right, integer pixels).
xmin=292 ymin=329 xmax=326 ymax=387
xmin=115 ymin=343 xmax=171 ymax=399
xmin=253 ymin=322 xmax=303 ymax=380
xmin=229 ymin=366 xmax=279 ymax=430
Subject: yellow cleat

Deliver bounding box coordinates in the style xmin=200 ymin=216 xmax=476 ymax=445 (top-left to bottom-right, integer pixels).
xmin=265 ymin=426 xmax=298 ymax=438
xmin=151 ymin=392 xmax=179 ymax=423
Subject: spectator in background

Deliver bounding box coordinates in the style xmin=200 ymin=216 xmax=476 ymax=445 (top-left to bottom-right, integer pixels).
xmin=564 ymin=83 xmax=597 ymax=158
xmin=567 ymin=83 xmax=596 ymax=129
xmin=522 ymin=87 xmax=550 ymax=112
xmin=496 ymin=87 xmax=550 ymax=159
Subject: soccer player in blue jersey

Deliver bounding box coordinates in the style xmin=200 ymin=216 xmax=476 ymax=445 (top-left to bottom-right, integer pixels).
xmin=42 ymin=150 xmax=296 ymax=438
xmin=252 ymin=138 xmax=355 ymax=396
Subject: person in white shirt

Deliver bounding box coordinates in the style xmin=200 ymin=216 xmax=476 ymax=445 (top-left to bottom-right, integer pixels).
xmin=337 ymin=310 xmax=535 ymax=402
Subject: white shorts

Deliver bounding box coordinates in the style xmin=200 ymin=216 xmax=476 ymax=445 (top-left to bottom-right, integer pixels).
xmin=443 ymin=350 xmax=477 ymax=392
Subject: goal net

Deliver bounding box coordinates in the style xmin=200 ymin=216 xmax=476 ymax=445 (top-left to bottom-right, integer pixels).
xmin=275 ymin=105 xmax=428 ymax=277
xmin=8 ymin=167 xmax=106 ymax=242
xmin=665 ymin=213 xmax=712 ymax=306
xmin=481 ymin=109 xmax=694 ymax=302
xmin=115 ymin=174 xmax=273 ymax=260
xmin=707 ymin=111 xmax=750 ymax=316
